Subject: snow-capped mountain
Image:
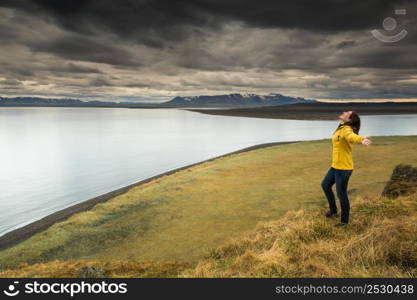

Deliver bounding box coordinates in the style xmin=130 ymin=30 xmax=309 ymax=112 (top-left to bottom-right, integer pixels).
xmin=162 ymin=93 xmax=317 ymax=108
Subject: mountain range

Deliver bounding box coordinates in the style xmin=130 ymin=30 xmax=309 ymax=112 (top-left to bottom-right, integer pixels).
xmin=0 ymin=93 xmax=316 ymax=108
xmin=162 ymin=93 xmax=316 ymax=107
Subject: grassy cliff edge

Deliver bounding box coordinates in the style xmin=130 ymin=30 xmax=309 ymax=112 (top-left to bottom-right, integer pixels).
xmin=0 ymin=136 xmax=417 ymax=277
xmin=1 ymin=192 xmax=416 ymax=278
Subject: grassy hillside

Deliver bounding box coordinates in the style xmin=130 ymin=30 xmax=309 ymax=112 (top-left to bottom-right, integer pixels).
xmin=1 ymin=136 xmax=417 ymax=277
xmin=2 ymin=192 xmax=415 ymax=278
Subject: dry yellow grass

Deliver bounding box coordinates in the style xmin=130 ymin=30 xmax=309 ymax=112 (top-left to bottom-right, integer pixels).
xmin=0 ymin=260 xmax=191 ymax=278
xmin=185 ymin=193 xmax=417 ymax=277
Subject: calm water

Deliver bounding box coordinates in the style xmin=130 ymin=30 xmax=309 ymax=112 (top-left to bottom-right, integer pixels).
xmin=1 ymin=107 xmax=417 ymax=237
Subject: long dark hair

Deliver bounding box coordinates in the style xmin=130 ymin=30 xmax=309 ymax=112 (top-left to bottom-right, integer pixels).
xmin=335 ymin=111 xmax=361 ymax=134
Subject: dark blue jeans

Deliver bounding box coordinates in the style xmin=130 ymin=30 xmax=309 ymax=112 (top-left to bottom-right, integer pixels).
xmin=321 ymin=167 xmax=353 ymax=223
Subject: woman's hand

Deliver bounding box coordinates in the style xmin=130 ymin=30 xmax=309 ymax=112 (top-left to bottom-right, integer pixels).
xmin=362 ymin=136 xmax=372 ymax=146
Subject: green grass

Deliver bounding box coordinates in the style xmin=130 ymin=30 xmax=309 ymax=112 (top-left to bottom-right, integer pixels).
xmin=1 ymin=135 xmax=417 ymax=273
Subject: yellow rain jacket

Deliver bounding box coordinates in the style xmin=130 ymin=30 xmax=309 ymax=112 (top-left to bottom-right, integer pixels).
xmin=331 ymin=124 xmax=364 ymax=170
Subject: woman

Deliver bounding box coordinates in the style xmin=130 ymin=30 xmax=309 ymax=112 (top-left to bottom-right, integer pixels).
xmin=321 ymin=111 xmax=372 ymax=226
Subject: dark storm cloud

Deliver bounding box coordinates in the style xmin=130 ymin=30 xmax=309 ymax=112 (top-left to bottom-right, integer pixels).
xmin=0 ymin=78 xmax=22 ymax=86
xmin=26 ymin=34 xmax=142 ymax=66
xmin=335 ymin=40 xmax=357 ymax=49
xmin=88 ymin=76 xmax=114 ymax=87
xmin=2 ymin=0 xmax=414 ymax=46
xmin=1 ymin=0 xmax=215 ymax=48
xmin=49 ymin=63 xmax=103 ymax=74
xmin=0 ymin=63 xmax=35 ymax=78
xmin=1 ymin=0 xmax=417 ymax=100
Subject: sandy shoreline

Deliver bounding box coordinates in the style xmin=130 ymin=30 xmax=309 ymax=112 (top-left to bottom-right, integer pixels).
xmin=0 ymin=140 xmax=299 ymax=251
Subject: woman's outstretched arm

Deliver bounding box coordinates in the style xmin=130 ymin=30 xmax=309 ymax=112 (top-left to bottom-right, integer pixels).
xmin=343 ymin=126 xmax=372 ymax=145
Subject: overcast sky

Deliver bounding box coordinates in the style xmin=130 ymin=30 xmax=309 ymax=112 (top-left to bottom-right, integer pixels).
xmin=0 ymin=0 xmax=416 ymax=102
